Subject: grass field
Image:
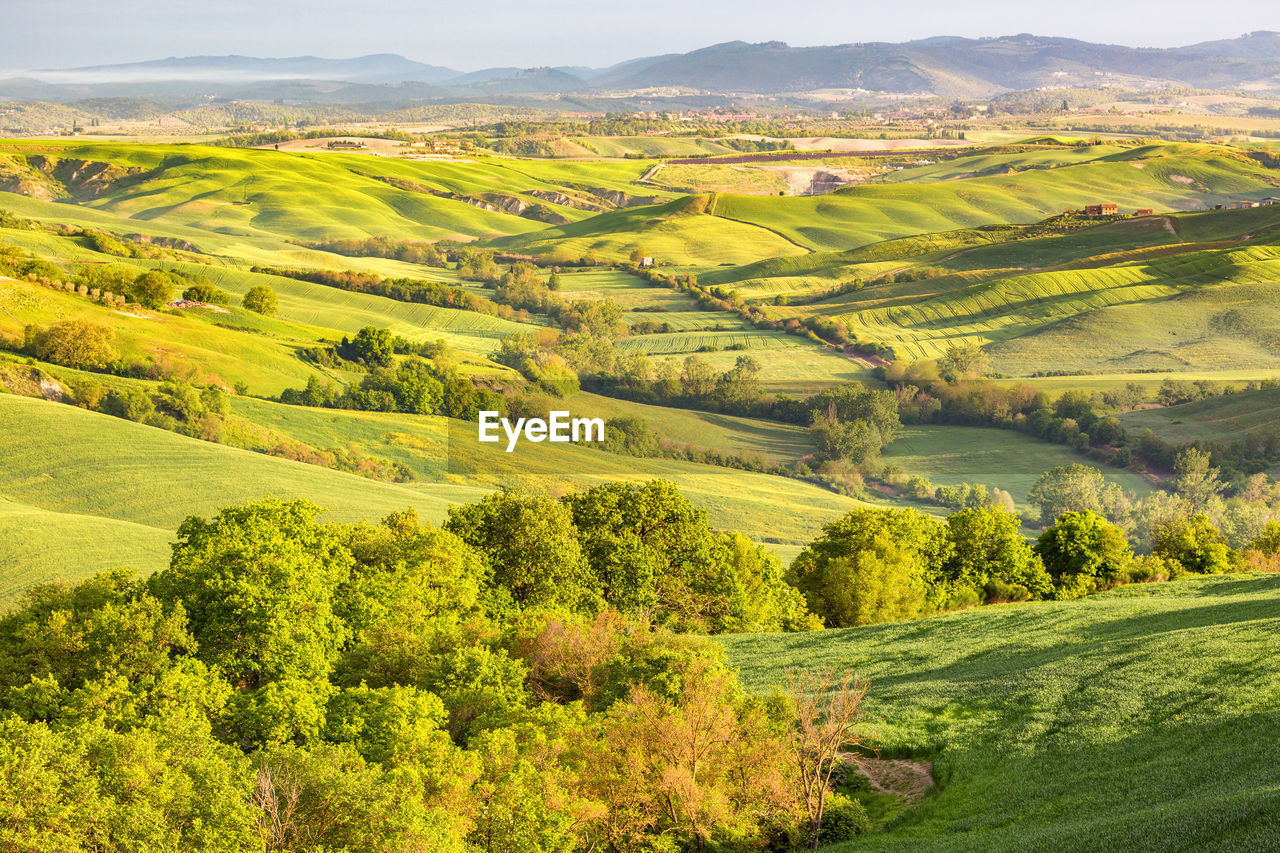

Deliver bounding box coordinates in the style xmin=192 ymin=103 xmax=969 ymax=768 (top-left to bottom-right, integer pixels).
xmin=882 ymin=426 xmax=1153 ymax=511
xmin=1118 ymin=387 xmax=1280 ymax=445
xmin=0 ymin=392 xmax=876 ymax=603
xmin=646 ymin=346 xmax=875 ymax=394
xmin=721 ymin=573 xmax=1280 ymax=851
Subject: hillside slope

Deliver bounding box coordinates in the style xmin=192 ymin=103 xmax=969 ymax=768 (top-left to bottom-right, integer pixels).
xmin=721 ymin=574 xmax=1280 ymax=851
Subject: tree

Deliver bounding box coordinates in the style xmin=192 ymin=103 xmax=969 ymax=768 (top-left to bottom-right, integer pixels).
xmin=1172 ymin=447 xmax=1222 ymax=511
xmin=1027 ymin=464 xmax=1125 ymax=526
xmin=130 ymin=270 xmax=175 ymax=308
xmin=182 ymin=282 xmax=232 ymax=305
xmin=1250 ymin=520 xmax=1280 ymax=556
xmin=788 ymin=669 xmax=870 ymax=849
xmin=938 ymin=341 xmax=989 ymax=379
xmin=1151 ymin=513 xmax=1235 ymax=574
xmin=788 ymin=508 xmax=948 ymax=626
xmin=23 ymin=320 xmax=118 ymax=370
xmin=680 ymin=355 xmax=716 ymax=400
xmin=148 ymin=500 xmax=354 ymax=745
xmin=564 ymin=480 xmax=750 ymax=631
xmin=806 ymin=386 xmax=900 ymax=446
xmin=445 ymin=490 xmax=595 ymax=612
xmin=942 ymin=507 xmax=1051 ymax=603
xmin=1034 ymin=511 xmax=1132 ymax=599
xmin=810 ymin=410 xmax=883 ymax=464
xmin=242 ymin=285 xmax=279 ymax=316
xmin=341 ymin=326 xmax=395 ymax=367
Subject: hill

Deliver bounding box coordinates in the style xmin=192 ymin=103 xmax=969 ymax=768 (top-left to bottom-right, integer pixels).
xmin=9 ymin=33 xmax=1280 ymax=102
xmin=496 ymin=143 xmax=1279 ymax=264
xmin=721 ymin=573 xmax=1280 ymax=851
xmin=1118 ymin=386 xmax=1280 ymax=446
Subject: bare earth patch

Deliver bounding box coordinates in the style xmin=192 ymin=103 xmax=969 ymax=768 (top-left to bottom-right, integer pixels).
xmin=848 ymin=756 xmax=935 ymax=805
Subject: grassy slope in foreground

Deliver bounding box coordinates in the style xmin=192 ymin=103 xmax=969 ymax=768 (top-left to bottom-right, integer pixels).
xmin=721 ymin=574 xmax=1280 ymax=852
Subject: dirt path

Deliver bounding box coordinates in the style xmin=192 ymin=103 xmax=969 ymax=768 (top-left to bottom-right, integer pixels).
xmin=847 ymin=756 xmax=935 ymax=805
xmin=849 ymin=352 xmax=891 ymax=369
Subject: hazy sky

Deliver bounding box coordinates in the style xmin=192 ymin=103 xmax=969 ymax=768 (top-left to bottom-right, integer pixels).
xmin=6 ymin=0 xmax=1278 ymax=72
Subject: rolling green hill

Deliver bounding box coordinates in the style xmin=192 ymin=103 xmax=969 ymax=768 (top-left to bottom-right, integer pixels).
xmin=0 ymin=392 xmax=872 ymax=604
xmin=882 ymin=425 xmax=1153 ymax=512
xmin=1118 ymin=387 xmax=1280 ymax=446
xmin=488 ymin=143 xmax=1279 ymax=265
xmin=722 ymin=573 xmax=1280 ymax=852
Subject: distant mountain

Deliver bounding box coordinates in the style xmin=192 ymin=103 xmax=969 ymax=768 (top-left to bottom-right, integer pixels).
xmin=1175 ymin=31 xmax=1280 ymax=59
xmin=593 ymin=35 xmax=1280 ymax=96
xmin=21 ymin=54 xmax=460 ymax=85
xmin=4 ymin=33 xmax=1280 ymax=105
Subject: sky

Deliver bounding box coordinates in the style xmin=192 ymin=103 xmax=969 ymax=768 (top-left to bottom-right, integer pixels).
xmin=5 ymin=0 xmax=1278 ymax=73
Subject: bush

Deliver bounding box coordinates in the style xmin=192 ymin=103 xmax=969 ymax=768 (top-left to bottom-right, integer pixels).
xmin=789 ymin=508 xmax=944 ymax=627
xmin=23 ymin=320 xmax=118 ymax=371
xmin=100 ymin=387 xmax=155 ymax=422
xmin=1151 ymin=513 xmax=1236 ymax=575
xmin=242 ymin=285 xmax=278 ymax=317
xmin=129 ymin=270 xmax=175 ymax=309
xmin=819 ymin=792 xmax=870 ymax=843
xmin=181 ymin=282 xmax=232 ymax=305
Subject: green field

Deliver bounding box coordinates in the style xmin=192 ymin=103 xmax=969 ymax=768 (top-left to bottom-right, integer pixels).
xmin=883 ymin=426 xmax=1153 ymax=511
xmin=0 ymin=392 xmax=873 ymax=604
xmin=1118 ymin=387 xmax=1280 ymax=445
xmin=722 ymin=573 xmax=1280 ymax=851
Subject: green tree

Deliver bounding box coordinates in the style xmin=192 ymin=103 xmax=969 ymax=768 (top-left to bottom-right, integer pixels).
xmin=809 ymin=411 xmax=882 ymax=464
xmin=23 ymin=320 xmax=118 ymax=370
xmin=251 ymin=743 xmax=468 ymax=852
xmin=938 ymin=341 xmax=989 ymax=379
xmin=182 ymin=281 xmax=232 ymax=305
xmin=148 ymin=500 xmax=354 ymax=745
xmin=1027 ymin=464 xmax=1125 ymax=526
xmin=942 ymin=507 xmax=1051 ymax=603
xmin=1172 ymin=447 xmax=1223 ymax=511
xmin=242 ymin=284 xmax=278 ymax=316
xmin=342 ymin=326 xmax=395 ymax=367
xmin=129 ymin=270 xmax=175 ymax=308
xmin=789 ymin=508 xmax=948 ymax=626
xmin=446 ymin=490 xmax=595 ymax=612
xmin=1151 ymin=513 xmax=1235 ymax=574
xmin=1034 ymin=511 xmax=1132 ymax=599
xmin=563 ymin=480 xmax=750 ymax=631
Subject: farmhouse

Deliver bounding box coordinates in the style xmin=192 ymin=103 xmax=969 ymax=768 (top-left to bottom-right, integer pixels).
xmin=1227 ymin=200 xmax=1260 ymax=209
xmin=1083 ymin=203 xmax=1119 ymax=215
xmin=1261 ymin=197 xmax=1280 ymax=206
xmin=1134 ymin=208 xmax=1154 ymax=216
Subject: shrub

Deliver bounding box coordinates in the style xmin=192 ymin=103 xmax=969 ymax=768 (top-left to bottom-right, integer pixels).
xmin=819 ymin=793 xmax=871 ymax=843
xmin=789 ymin=508 xmax=945 ymax=627
xmin=181 ymin=282 xmax=232 ymax=305
xmin=23 ymin=320 xmax=118 ymax=371
xmin=100 ymin=387 xmax=155 ymax=422
xmin=129 ymin=270 xmax=175 ymax=309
